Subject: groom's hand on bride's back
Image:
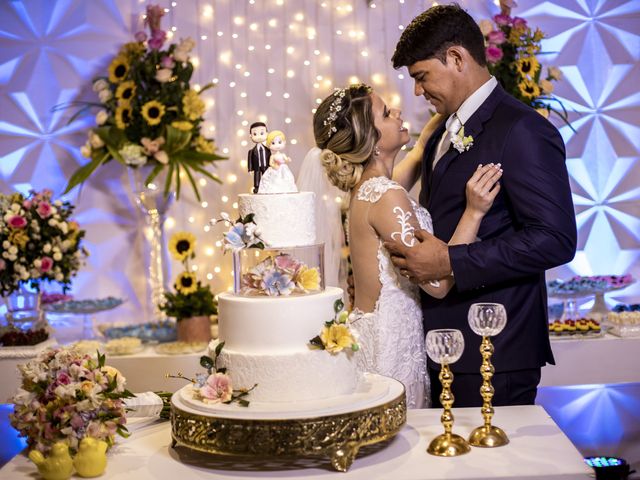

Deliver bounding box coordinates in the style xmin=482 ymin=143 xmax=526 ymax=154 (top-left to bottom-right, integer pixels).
xmin=384 ymin=230 xmax=451 ymax=283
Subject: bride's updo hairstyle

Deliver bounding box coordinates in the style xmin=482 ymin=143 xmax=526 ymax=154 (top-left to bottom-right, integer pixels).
xmin=313 ymin=84 xmax=379 ymax=192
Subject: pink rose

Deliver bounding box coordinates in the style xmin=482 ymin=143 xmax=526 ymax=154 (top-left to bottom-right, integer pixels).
xmin=0 ymin=259 xmax=5 ymax=271
xmin=56 ymin=372 xmax=71 ymax=385
xmin=148 ymin=30 xmax=166 ymax=50
xmin=40 ymin=256 xmax=53 ymax=273
xmin=199 ymin=373 xmax=233 ymax=403
xmin=135 ymin=31 xmax=147 ymax=42
xmin=486 ymin=46 xmax=504 ymax=64
xmin=513 ymin=17 xmax=527 ymax=28
xmin=23 ymin=200 xmax=32 ymax=209
xmin=161 ymin=56 xmax=175 ymax=69
xmin=37 ymin=201 xmax=52 ymax=219
xmin=487 ymin=30 xmax=506 ymax=45
xmin=8 ymin=215 xmax=27 ymax=229
xmin=494 ymin=14 xmax=511 ymax=26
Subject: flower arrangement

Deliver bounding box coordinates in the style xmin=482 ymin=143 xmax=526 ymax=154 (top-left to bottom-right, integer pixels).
xmin=64 ymin=4 xmax=225 ymax=201
xmin=309 ymin=299 xmax=359 ymax=354
xmin=169 ymin=341 xmax=256 ymax=406
xmin=479 ymin=1 xmax=571 ymax=127
xmin=241 ymin=253 xmax=322 ymax=296
xmin=159 ymin=231 xmax=217 ymax=320
xmin=214 ymin=213 xmax=265 ymax=252
xmin=0 ymin=190 xmax=88 ymax=297
xmin=10 ymin=347 xmax=134 ymax=454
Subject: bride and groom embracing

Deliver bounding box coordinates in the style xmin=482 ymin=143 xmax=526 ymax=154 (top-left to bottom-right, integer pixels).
xmin=301 ymin=5 xmax=577 ymax=409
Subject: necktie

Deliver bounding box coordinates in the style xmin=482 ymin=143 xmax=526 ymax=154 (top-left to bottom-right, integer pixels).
xmin=258 ymin=144 xmax=265 ymax=167
xmin=432 ymin=114 xmax=462 ymax=169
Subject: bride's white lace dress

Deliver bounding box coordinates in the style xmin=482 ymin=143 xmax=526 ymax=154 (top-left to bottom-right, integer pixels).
xmin=349 ymin=177 xmax=431 ymax=408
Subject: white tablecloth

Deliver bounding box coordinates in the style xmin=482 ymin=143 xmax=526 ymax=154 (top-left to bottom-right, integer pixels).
xmin=0 ymin=405 xmax=591 ymax=479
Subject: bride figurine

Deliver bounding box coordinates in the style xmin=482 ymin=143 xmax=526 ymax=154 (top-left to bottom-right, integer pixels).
xmin=257 ymin=130 xmax=298 ymax=194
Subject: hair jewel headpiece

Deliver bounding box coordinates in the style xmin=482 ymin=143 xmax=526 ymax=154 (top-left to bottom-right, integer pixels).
xmin=323 ymin=88 xmax=347 ymax=139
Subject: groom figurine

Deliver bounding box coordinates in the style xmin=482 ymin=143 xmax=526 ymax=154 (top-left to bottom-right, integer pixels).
xmin=386 ymin=5 xmax=576 ymax=407
xmin=247 ymin=122 xmax=270 ymax=193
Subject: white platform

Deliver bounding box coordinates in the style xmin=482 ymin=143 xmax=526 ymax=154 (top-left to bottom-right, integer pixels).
xmin=0 ymin=405 xmax=592 ymax=479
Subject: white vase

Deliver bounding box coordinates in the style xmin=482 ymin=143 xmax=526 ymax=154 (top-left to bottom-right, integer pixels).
xmin=128 ymin=165 xmax=174 ymax=323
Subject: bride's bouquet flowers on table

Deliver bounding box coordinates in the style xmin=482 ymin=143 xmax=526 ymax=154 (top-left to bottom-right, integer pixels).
xmin=64 ymin=4 xmax=225 ymax=200
xmin=10 ymin=347 xmax=134 ymax=455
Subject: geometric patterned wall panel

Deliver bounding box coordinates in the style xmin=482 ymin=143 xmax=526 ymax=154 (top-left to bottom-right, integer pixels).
xmin=1 ymin=0 xmax=638 ymax=323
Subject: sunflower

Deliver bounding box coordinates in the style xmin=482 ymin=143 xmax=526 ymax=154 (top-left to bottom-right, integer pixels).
xmin=169 ymin=231 xmax=196 ymax=260
xmin=516 ymin=56 xmax=539 ymax=78
xmin=182 ymin=89 xmax=205 ymax=120
xmin=141 ymin=100 xmax=166 ymax=126
xmin=171 ymin=120 xmax=194 ymax=131
xmin=175 ymin=272 xmax=198 ymax=295
xmin=115 ymin=81 xmax=136 ymax=104
xmin=115 ymin=104 xmax=132 ymax=129
xmin=518 ymin=78 xmax=541 ymax=99
xmin=108 ymin=56 xmax=129 ymax=83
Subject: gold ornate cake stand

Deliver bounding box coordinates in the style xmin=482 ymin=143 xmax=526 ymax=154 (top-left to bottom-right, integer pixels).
xmin=170 ymin=374 xmax=406 ymax=472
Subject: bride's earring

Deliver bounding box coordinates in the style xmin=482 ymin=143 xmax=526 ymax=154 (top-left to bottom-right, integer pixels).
xmin=374 ymin=146 xmax=381 ymax=156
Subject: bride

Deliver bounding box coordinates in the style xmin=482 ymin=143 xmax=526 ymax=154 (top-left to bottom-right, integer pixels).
xmin=308 ymin=84 xmax=502 ymax=408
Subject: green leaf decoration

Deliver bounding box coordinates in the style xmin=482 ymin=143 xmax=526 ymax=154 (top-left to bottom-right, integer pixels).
xmin=199 ymin=355 xmax=214 ymax=372
xmin=165 ymin=125 xmax=192 ymax=153
xmin=214 ymin=341 xmax=226 ymax=357
xmin=63 ymin=152 xmax=109 ymax=194
xmin=334 ymin=299 xmax=344 ymax=314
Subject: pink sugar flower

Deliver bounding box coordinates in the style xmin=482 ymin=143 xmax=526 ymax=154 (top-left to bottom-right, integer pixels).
xmin=8 ymin=215 xmax=27 ymax=229
xmin=486 ymin=46 xmax=504 ymax=64
xmin=40 ymin=257 xmax=53 ymax=273
xmin=37 ymin=201 xmax=52 ymax=219
xmin=487 ymin=30 xmax=506 ymax=45
xmin=494 ymin=14 xmax=511 ymax=26
xmin=274 ymin=254 xmax=301 ymax=273
xmin=199 ymin=373 xmax=233 ymax=403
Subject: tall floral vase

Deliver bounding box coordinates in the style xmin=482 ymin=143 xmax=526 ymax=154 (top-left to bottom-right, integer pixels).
xmin=4 ymin=285 xmax=46 ymax=331
xmin=129 ymin=166 xmax=174 ymax=323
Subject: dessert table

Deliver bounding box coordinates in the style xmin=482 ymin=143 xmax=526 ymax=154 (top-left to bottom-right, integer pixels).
xmin=0 ymin=405 xmax=591 ymax=479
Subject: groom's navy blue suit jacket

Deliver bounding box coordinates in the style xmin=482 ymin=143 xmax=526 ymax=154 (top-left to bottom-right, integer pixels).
xmin=420 ymin=84 xmax=577 ymax=373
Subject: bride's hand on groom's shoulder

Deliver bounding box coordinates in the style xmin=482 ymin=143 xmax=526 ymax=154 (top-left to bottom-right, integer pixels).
xmin=384 ymin=230 xmax=451 ymax=283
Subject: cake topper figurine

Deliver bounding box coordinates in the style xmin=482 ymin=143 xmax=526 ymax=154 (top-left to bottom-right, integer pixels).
xmin=247 ymin=122 xmax=271 ymax=193
xmin=257 ymin=130 xmax=298 ymax=194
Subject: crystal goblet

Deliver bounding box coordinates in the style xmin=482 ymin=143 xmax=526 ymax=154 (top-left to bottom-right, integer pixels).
xmin=425 ymin=329 xmax=470 ymax=456
xmin=467 ymin=302 xmax=509 ymax=447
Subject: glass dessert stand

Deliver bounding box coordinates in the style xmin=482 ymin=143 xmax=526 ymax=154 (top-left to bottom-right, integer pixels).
xmin=43 ymin=297 xmax=125 ymax=340
xmin=170 ymin=373 xmax=405 ymax=472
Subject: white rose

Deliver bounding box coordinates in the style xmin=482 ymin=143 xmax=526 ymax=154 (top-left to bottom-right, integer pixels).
xmin=2 ymin=240 xmax=9 ymax=249
xmin=89 ymin=131 xmax=104 ymax=148
xmin=33 ymin=259 xmax=42 ymax=268
xmin=43 ymin=243 xmax=52 ymax=253
xmin=48 ymin=218 xmax=58 ymax=227
xmin=173 ymin=48 xmax=189 ymax=63
xmin=58 ymin=222 xmax=68 ymax=234
xmin=179 ymin=37 xmax=196 ymax=52
xmin=154 ymin=150 xmax=169 ymax=164
xmin=50 ymin=206 xmax=57 ymax=215
xmin=20 ymin=270 xmax=30 ymax=280
xmin=155 ymin=68 xmax=173 ymax=83
xmin=11 ymin=203 xmax=20 ymax=213
xmin=540 ymin=79 xmax=554 ymax=94
xmin=93 ymin=79 xmax=109 ymax=92
xmin=9 ymin=245 xmax=18 ymax=255
xmin=53 ymin=252 xmax=62 ymax=261
xmin=96 ymin=110 xmax=109 ymax=125
xmin=98 ymin=88 xmax=112 ymax=103
xmin=479 ymin=19 xmax=494 ymax=37
xmin=62 ymin=239 xmax=72 ymax=251
xmin=81 ymin=143 xmax=92 ymax=158
xmin=55 ymin=273 xmax=64 ymax=282
xmin=119 ymin=144 xmax=148 ymax=166
xmin=548 ymin=66 xmax=563 ymax=81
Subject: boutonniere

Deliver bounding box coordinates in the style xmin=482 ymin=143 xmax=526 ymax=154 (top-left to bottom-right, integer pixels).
xmin=451 ymin=126 xmax=474 ymax=153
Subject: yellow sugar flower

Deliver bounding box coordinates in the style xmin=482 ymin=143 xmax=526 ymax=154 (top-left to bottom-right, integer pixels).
xmin=182 ymin=89 xmax=205 ymax=120
xmin=175 ymin=272 xmax=198 ymax=295
xmin=115 ymin=81 xmax=136 ymax=104
xmin=516 ymin=56 xmax=539 ymax=78
xmin=518 ymin=79 xmax=541 ymax=99
xmin=320 ymin=324 xmax=355 ymax=354
xmin=194 ymin=136 xmax=215 ymax=154
xmin=169 ymin=231 xmax=196 ymax=261
xmin=298 ymin=266 xmax=321 ymax=291
xmin=171 ymin=120 xmax=193 ymax=131
xmin=108 ymin=56 xmax=129 ymax=83
xmin=115 ymin=104 xmax=132 ymax=129
xmin=141 ymin=100 xmax=166 ymax=126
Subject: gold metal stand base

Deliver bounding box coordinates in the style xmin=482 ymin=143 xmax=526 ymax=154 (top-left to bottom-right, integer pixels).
xmin=468 ymin=425 xmax=509 ymax=448
xmin=170 ymin=389 xmax=406 ymax=472
xmin=427 ymin=433 xmax=471 ymax=457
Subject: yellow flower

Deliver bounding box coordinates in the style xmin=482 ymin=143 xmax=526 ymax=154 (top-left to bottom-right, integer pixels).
xmin=119 ymin=41 xmax=146 ymax=60
xmin=320 ymin=324 xmax=355 ymax=354
xmin=9 ymin=229 xmax=29 ymax=249
xmin=518 ymin=79 xmax=541 ymax=99
xmin=194 ymin=136 xmax=215 ymax=154
xmin=297 ymin=266 xmax=320 ymax=291
xmin=115 ymin=104 xmax=132 ymax=129
xmin=516 ymin=56 xmax=539 ymax=78
xmin=171 ymin=120 xmax=194 ymax=131
xmin=182 ymin=89 xmax=205 ymax=120
xmin=176 ymin=272 xmax=198 ymax=295
xmin=533 ymin=28 xmax=545 ymax=42
xmin=108 ymin=56 xmax=129 ymax=83
xmin=115 ymin=81 xmax=136 ymax=104
xmin=141 ymin=100 xmax=166 ymax=126
xmin=169 ymin=231 xmax=196 ymax=261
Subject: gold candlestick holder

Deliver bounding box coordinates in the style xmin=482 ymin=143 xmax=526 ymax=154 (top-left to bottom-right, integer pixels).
xmin=427 ymin=362 xmax=471 ymax=456
xmin=468 ymin=336 xmax=508 ymax=447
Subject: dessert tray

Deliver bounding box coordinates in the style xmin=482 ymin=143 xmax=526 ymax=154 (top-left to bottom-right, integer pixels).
xmin=170 ymin=373 xmax=406 ymax=472
xmin=99 ymin=319 xmax=177 ymax=343
xmin=43 ymin=296 xmax=125 ymax=314
xmin=548 ymin=318 xmax=605 ymax=340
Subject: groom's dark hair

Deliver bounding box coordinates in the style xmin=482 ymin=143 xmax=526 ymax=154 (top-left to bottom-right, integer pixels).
xmin=392 ymin=4 xmax=486 ymax=69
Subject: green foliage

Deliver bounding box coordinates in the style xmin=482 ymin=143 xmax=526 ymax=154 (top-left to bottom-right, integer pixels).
xmin=159 ymin=281 xmax=217 ymax=320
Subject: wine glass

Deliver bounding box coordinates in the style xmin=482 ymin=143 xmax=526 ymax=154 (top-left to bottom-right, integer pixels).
xmin=425 ymin=329 xmax=470 ymax=456
xmin=467 ymin=303 xmax=509 ymax=447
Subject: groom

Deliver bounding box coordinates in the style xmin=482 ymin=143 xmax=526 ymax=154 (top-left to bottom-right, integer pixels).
xmin=386 ymin=5 xmax=577 ymax=407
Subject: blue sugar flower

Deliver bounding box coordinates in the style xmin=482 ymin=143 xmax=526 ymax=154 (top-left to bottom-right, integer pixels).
xmin=261 ymin=270 xmax=294 ymax=296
